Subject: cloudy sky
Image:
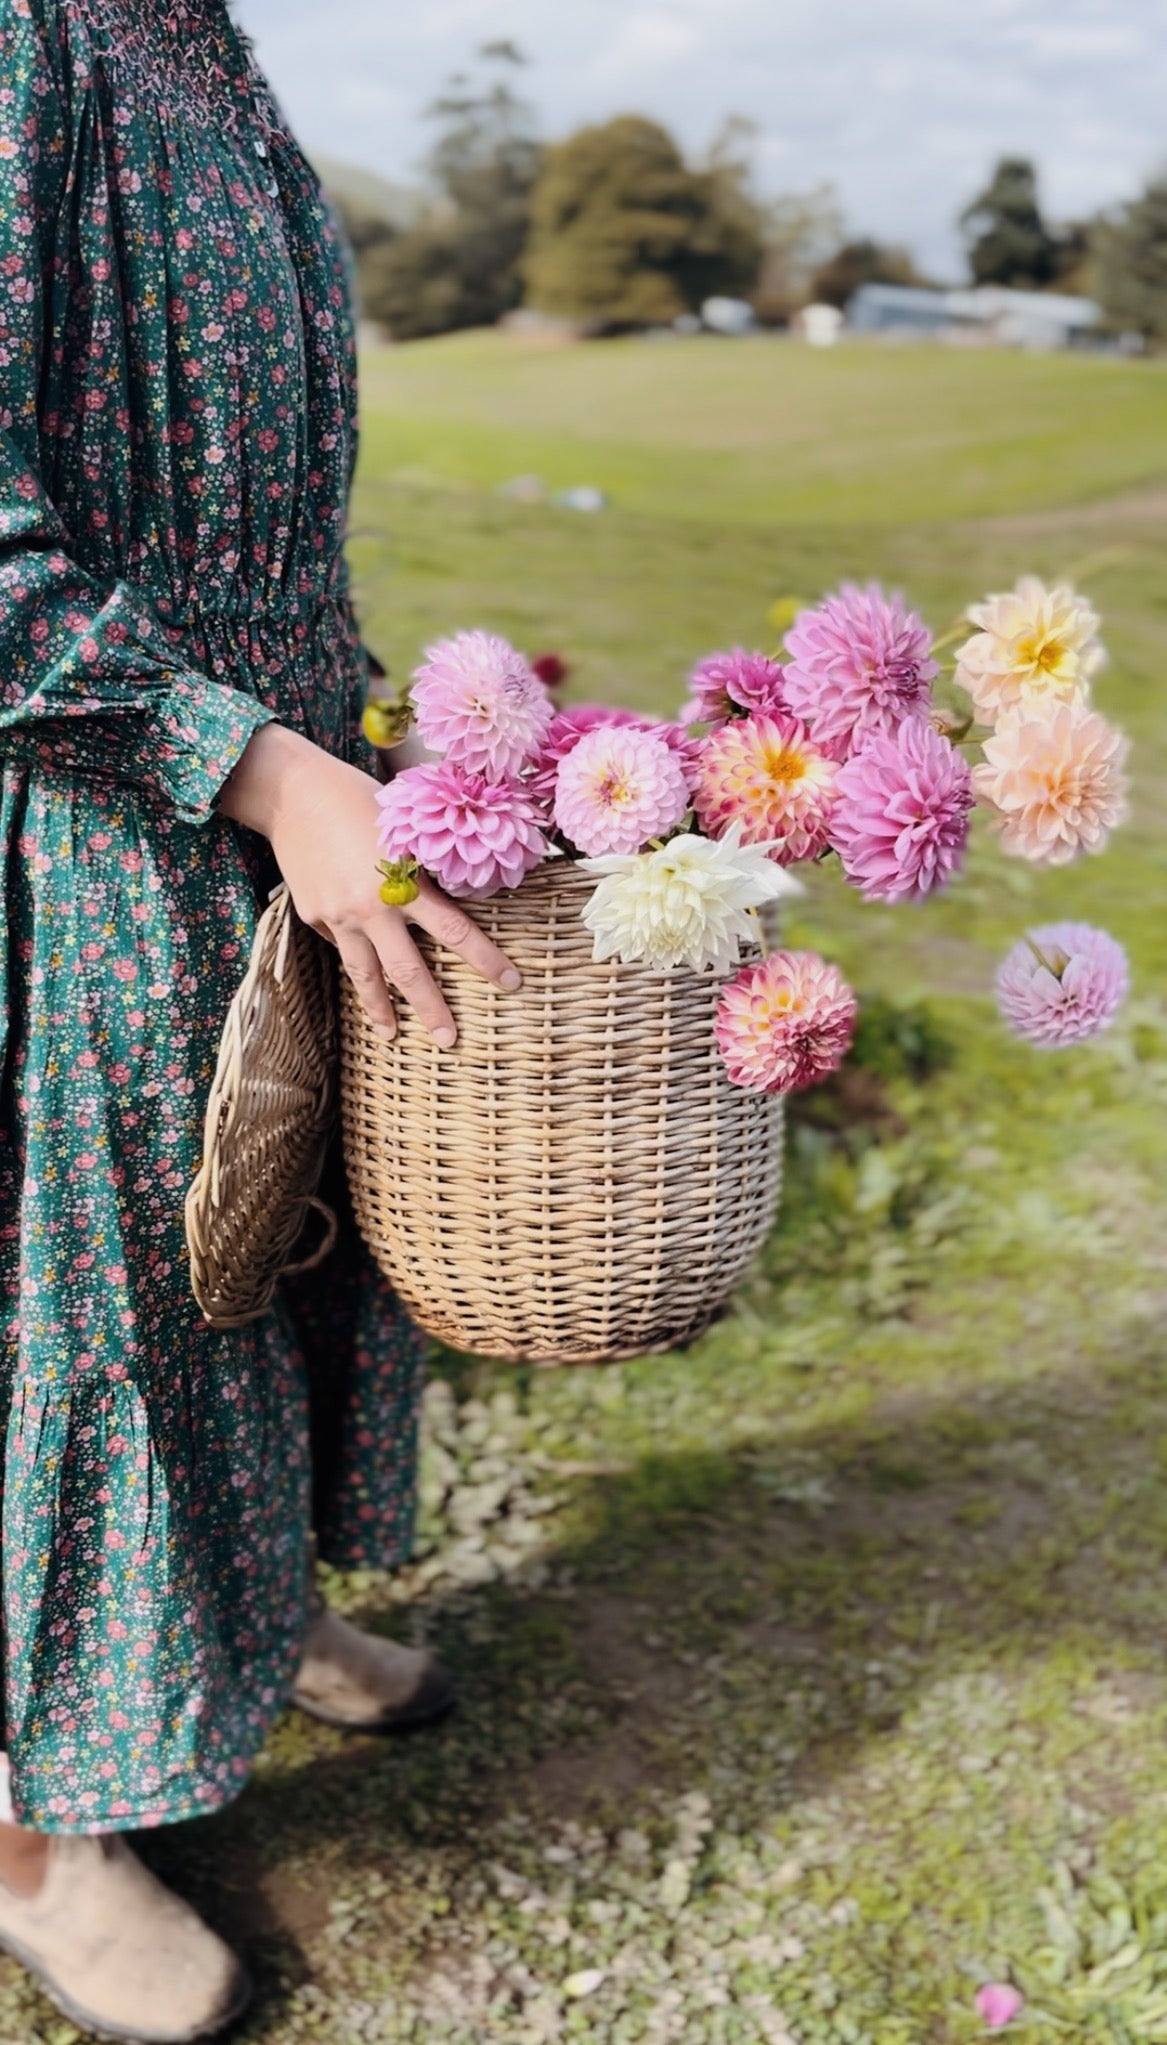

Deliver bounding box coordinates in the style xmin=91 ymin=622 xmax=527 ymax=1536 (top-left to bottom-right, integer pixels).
xmin=236 ymin=0 xmax=1163 ymax=278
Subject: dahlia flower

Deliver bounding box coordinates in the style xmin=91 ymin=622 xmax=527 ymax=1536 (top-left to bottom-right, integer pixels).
xmin=783 ymin=583 xmax=938 ymax=757
xmin=376 ymin=761 xmax=547 ymax=901
xmin=997 ymin=923 xmax=1128 ymax=1047
xmin=830 ymin=720 xmax=974 ymax=904
xmin=693 ymin=712 xmax=837 ymax=864
xmin=553 ymin=723 xmax=690 ymax=857
xmin=682 ymin=649 xmax=789 ymax=726
xmin=715 ymin=950 xmax=857 ymax=1095
xmin=955 ymin=576 xmax=1103 ymax=725
xmin=580 ymin=824 xmax=801 ymax=974
xmin=527 ymin=704 xmax=698 ymax=808
xmin=973 ymin=701 xmax=1129 ymax=864
xmin=411 ymin=630 xmax=554 ymax=780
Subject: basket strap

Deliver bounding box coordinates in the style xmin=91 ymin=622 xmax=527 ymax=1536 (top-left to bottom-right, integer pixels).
xmin=279 ymin=1196 xmax=340 ymax=1280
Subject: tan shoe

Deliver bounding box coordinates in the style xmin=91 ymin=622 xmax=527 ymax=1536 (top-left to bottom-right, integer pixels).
xmin=292 ymin=1591 xmax=456 ymax=1732
xmin=0 ymin=1834 xmax=250 ymax=2043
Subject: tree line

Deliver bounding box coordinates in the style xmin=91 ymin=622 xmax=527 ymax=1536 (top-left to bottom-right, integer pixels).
xmin=336 ymin=46 xmax=1167 ymax=344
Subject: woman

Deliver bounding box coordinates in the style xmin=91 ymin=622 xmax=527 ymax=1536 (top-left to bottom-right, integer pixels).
xmin=0 ymin=0 xmax=519 ymax=2036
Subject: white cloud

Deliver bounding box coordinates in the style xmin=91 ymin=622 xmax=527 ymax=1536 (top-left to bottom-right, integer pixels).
xmin=234 ymin=0 xmax=1164 ymax=277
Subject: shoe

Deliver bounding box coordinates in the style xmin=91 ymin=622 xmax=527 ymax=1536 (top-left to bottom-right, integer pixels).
xmin=292 ymin=1589 xmax=456 ymax=1732
xmin=0 ymin=1833 xmax=251 ymax=2043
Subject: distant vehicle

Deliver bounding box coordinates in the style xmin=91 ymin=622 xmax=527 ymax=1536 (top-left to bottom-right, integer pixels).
xmin=847 ymin=282 xmax=1102 ymax=351
xmin=700 ymin=296 xmax=757 ymax=337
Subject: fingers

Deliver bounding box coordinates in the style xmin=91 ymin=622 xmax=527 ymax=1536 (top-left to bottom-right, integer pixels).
xmin=367 ymin=920 xmax=459 ymax=1048
xmin=408 ymin=883 xmax=523 ymax=992
xmin=335 ymin=932 xmax=398 ymax=1041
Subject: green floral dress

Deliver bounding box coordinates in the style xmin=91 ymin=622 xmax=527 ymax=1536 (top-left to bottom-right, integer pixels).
xmin=0 ymin=0 xmax=424 ymax=1833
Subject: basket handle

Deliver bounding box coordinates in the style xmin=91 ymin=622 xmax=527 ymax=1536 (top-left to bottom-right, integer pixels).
xmin=280 ymin=1197 xmax=340 ymax=1280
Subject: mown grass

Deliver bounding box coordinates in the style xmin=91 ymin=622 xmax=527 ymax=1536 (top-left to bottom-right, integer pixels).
xmin=9 ymin=334 xmax=1167 ymax=2044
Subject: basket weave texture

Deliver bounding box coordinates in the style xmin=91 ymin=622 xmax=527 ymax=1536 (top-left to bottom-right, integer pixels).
xmin=341 ymin=862 xmax=784 ymax=1364
xmin=185 ymin=885 xmax=338 ymax=1329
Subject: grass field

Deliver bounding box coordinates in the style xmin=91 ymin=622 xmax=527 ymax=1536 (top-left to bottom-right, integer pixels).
xmin=11 ymin=334 xmax=1167 ymax=2045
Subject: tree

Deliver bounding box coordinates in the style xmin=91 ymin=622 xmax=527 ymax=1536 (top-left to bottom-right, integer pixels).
xmin=960 ymin=157 xmax=1061 ymax=288
xmin=523 ymin=116 xmax=763 ymax=331
xmin=1092 ymin=178 xmax=1167 ymax=339
xmin=810 ymin=237 xmax=923 ymax=309
xmin=750 ymin=184 xmax=845 ymax=325
xmin=362 ymin=44 xmax=542 ymax=338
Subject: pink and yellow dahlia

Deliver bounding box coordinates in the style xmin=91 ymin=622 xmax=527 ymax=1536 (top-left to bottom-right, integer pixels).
xmin=411 ymin=629 xmax=554 ymax=780
xmin=715 ymin=950 xmax=857 ymax=1095
xmin=955 ymin=577 xmax=1103 ymax=726
xmin=829 ymin=720 xmax=974 ymax=903
xmin=376 ymin=761 xmax=547 ymax=901
xmin=783 ymin=584 xmax=937 ymax=758
xmin=693 ymin=712 xmax=836 ymax=864
xmin=553 ymin=723 xmax=690 ymax=857
xmin=973 ymin=702 xmax=1129 ymax=864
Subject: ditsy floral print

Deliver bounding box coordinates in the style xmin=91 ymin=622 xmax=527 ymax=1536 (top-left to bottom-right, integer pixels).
xmin=0 ymin=0 xmax=423 ymax=1833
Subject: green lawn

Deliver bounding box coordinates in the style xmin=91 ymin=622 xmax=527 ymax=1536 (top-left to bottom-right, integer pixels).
xmin=12 ymin=334 xmax=1167 ymax=2045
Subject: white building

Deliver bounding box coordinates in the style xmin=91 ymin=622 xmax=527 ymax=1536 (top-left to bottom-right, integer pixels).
xmin=847 ymin=282 xmax=1102 ymax=350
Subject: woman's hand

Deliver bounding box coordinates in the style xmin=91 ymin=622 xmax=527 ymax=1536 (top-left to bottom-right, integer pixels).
xmin=219 ymin=724 xmax=520 ymax=1042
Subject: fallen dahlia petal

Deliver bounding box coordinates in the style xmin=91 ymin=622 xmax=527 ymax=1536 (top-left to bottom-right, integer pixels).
xmin=974 ymin=1983 xmax=1024 ymax=2030
xmin=997 ymin=922 xmax=1128 ymax=1047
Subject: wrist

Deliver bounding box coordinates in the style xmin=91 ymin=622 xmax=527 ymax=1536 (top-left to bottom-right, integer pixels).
xmin=218 ymin=722 xmax=321 ymax=838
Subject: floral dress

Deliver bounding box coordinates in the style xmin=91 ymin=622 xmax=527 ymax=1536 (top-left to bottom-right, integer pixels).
xmin=0 ymin=0 xmax=424 ymax=1833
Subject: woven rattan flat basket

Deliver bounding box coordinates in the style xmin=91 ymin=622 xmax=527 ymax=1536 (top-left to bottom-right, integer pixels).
xmin=341 ymin=862 xmax=784 ymax=1364
xmin=186 ymin=884 xmax=338 ymax=1329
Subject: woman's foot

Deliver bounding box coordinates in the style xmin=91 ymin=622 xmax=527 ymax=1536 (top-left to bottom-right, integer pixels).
xmin=0 ymin=1832 xmax=250 ymax=2043
xmin=292 ymin=1591 xmax=456 ymax=1732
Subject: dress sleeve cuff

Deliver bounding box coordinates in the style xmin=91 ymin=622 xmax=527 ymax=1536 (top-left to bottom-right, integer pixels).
xmin=152 ymin=671 xmax=278 ymax=826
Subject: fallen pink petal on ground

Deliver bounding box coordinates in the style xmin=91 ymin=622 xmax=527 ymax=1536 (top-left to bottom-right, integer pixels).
xmin=975 ymin=1983 xmax=1025 ymax=2029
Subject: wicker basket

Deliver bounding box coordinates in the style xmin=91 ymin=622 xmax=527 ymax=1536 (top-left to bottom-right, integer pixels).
xmin=186 ymin=885 xmax=339 ymax=1329
xmin=341 ymin=862 xmax=784 ymax=1364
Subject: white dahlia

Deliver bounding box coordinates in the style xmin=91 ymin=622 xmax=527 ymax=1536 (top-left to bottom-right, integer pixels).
xmin=580 ymin=824 xmax=802 ymax=974
xmin=954 ymin=577 xmax=1104 ymax=725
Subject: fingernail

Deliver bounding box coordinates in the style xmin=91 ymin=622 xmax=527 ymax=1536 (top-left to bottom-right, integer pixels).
xmin=433 ymin=1026 xmax=457 ymax=1049
xmin=500 ymin=968 xmax=522 ymax=992
xmin=375 ymin=1025 xmax=396 ymax=1043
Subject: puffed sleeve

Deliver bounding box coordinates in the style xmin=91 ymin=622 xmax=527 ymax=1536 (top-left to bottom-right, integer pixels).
xmin=0 ymin=0 xmax=276 ymax=823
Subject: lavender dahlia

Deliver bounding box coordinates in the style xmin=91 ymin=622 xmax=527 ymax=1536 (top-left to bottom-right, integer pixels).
xmin=411 ymin=629 xmax=554 ymax=781
xmin=830 ymin=720 xmax=974 ymax=904
xmin=996 ymin=923 xmax=1128 ymax=1047
xmin=682 ymin=648 xmax=789 ymax=726
xmin=715 ymin=950 xmax=858 ymax=1095
xmin=783 ymin=583 xmax=938 ymax=759
xmin=376 ymin=761 xmax=547 ymax=901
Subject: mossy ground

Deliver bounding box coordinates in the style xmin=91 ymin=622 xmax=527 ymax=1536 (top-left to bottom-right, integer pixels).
xmin=6 ymin=335 xmax=1166 ymax=2044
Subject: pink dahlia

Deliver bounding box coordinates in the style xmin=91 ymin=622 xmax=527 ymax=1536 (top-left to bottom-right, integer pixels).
xmin=411 ymin=629 xmax=554 ymax=780
xmin=376 ymin=761 xmax=547 ymax=901
xmin=973 ymin=702 xmax=1129 ymax=865
xmin=997 ymin=923 xmax=1128 ymax=1048
xmin=783 ymin=584 xmax=938 ymax=758
xmin=715 ymin=950 xmax=858 ymax=1095
xmin=552 ymin=724 xmax=690 ymax=856
xmin=693 ymin=712 xmax=837 ymax=864
xmin=683 ymin=649 xmax=789 ymax=726
xmin=830 ymin=720 xmax=974 ymax=904
xmin=529 ymin=705 xmax=700 ymax=810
